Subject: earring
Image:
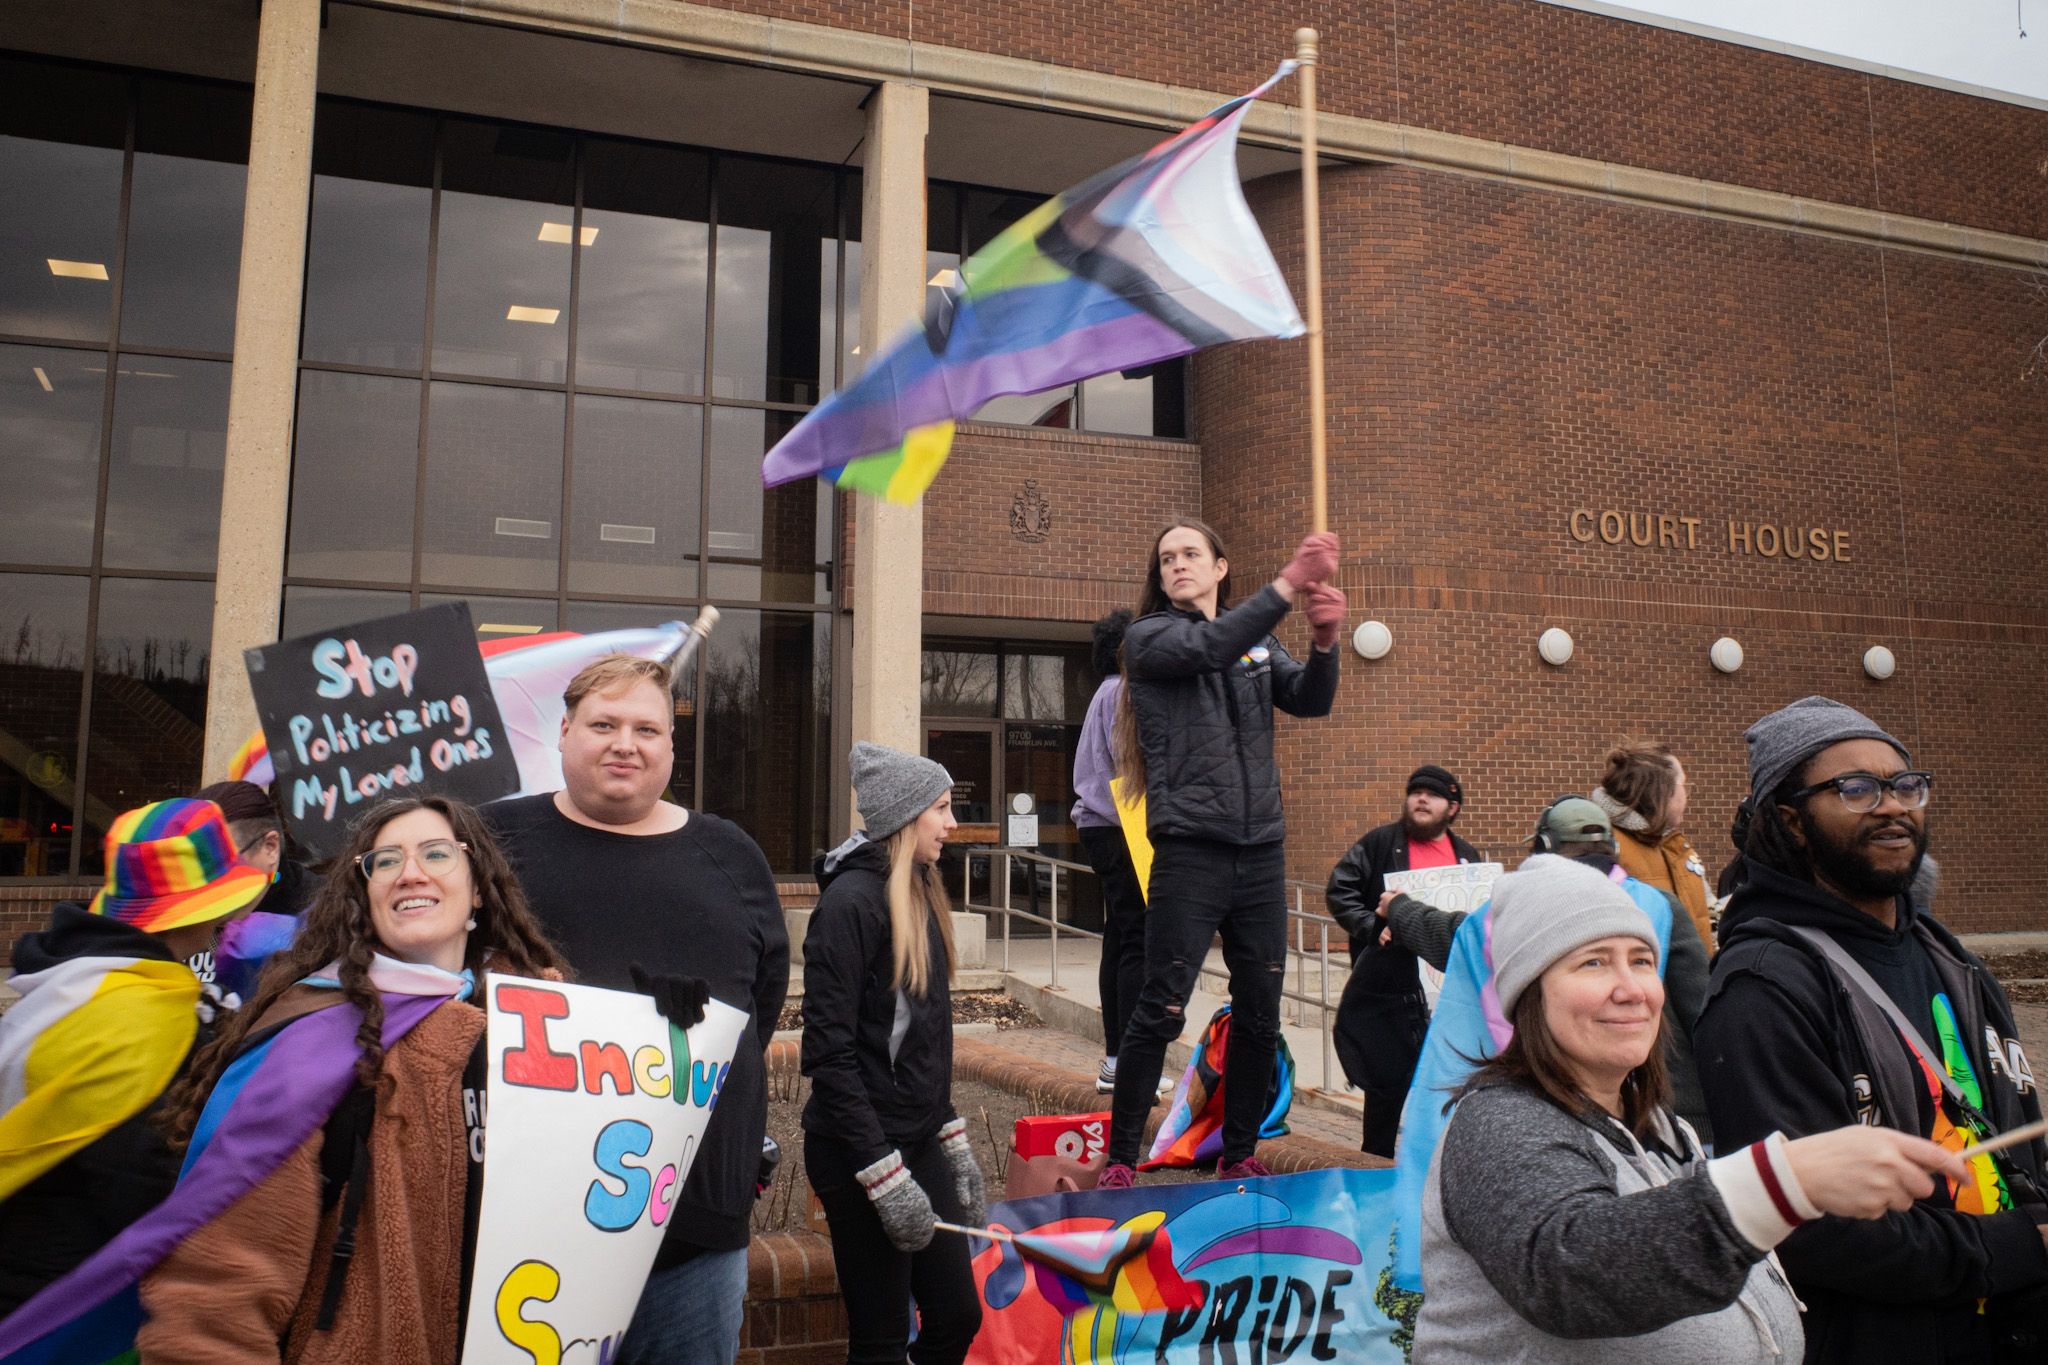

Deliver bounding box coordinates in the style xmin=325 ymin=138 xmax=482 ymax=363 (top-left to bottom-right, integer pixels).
xmin=465 ymin=916 xmax=478 ymax=931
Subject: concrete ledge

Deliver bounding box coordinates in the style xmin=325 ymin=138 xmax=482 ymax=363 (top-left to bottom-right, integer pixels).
xmin=1001 ymin=973 xmax=1365 ymax=1123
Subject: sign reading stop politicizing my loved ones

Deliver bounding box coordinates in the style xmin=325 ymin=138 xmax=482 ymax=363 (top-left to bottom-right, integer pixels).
xmin=463 ymin=975 xmax=749 ymax=1365
xmin=243 ymin=601 xmax=519 ymax=859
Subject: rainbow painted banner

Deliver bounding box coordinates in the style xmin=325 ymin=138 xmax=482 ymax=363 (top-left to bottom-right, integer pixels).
xmin=969 ymin=1168 xmax=1405 ymax=1364
xmin=761 ymin=63 xmax=1306 ymax=504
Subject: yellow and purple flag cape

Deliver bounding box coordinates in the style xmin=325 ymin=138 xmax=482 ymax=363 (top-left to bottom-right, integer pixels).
xmin=761 ymin=62 xmax=1306 ymax=503
xmin=0 ymin=956 xmax=198 ymax=1203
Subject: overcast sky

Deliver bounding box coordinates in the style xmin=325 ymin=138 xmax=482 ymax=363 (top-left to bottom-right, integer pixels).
xmin=1537 ymin=1 xmax=2046 ymax=102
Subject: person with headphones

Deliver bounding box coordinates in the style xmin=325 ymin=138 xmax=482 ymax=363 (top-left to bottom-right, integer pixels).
xmin=1378 ymin=796 xmax=1713 ymax=1142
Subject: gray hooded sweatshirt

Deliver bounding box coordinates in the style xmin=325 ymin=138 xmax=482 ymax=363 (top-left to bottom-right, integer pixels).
xmin=1417 ymin=1080 xmax=1808 ymax=1363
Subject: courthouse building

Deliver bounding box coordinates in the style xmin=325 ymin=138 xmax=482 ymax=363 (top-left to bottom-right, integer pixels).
xmin=1 ymin=0 xmax=2043 ymax=936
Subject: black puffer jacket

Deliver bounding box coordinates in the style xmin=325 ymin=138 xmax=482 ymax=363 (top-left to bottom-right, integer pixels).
xmin=1123 ymin=584 xmax=1339 ymax=845
xmin=800 ymin=836 xmax=959 ymax=1168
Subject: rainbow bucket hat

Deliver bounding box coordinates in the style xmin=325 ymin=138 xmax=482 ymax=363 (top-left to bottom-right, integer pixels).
xmin=89 ymin=798 xmax=271 ymax=933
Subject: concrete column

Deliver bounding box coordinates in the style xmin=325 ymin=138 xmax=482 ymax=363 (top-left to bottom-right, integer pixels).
xmin=200 ymin=0 xmax=320 ymax=779
xmin=849 ymin=81 xmax=929 ymax=768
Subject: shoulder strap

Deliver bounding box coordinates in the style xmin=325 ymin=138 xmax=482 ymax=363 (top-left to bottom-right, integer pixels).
xmin=1789 ymin=926 xmax=1977 ymax=1119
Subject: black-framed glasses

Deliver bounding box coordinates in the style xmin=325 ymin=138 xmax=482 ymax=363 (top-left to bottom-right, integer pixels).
xmin=1787 ymin=771 xmax=1934 ymax=814
xmin=355 ymin=839 xmax=469 ymax=883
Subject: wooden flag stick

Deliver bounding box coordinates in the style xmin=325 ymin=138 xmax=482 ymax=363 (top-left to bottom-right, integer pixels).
xmin=1294 ymin=26 xmax=1329 ymax=535
xmin=934 ymin=1219 xmax=1015 ymax=1243
xmin=1957 ymin=1116 xmax=2048 ymax=1162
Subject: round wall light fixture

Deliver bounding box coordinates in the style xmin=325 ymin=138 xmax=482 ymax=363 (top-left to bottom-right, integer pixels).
xmin=1537 ymin=627 xmax=1574 ymax=667
xmin=1710 ymin=637 xmax=1744 ymax=674
xmin=1352 ymin=619 xmax=1393 ymax=660
xmin=1863 ymin=645 xmax=1897 ymax=681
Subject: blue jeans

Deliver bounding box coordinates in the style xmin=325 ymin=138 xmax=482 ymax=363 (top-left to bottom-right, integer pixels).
xmin=616 ymin=1244 xmax=750 ymax=1365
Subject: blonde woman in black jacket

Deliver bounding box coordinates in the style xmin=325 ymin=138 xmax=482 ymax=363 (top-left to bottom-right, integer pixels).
xmin=801 ymin=742 xmax=984 ymax=1365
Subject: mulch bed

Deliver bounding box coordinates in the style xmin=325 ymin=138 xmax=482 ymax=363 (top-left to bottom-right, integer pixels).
xmin=1982 ymin=952 xmax=2048 ymax=1005
xmin=775 ymin=990 xmax=1036 ymax=1034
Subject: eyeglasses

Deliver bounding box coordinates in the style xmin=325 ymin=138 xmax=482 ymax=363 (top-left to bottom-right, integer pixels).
xmin=355 ymin=839 xmax=468 ymax=883
xmin=1787 ymin=771 xmax=1934 ymax=814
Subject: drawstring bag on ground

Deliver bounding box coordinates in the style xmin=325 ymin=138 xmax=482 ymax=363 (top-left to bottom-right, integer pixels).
xmin=1138 ymin=1004 xmax=1293 ymax=1170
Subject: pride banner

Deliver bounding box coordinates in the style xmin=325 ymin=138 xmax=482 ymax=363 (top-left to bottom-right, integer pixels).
xmin=969 ymin=1168 xmax=1405 ymax=1364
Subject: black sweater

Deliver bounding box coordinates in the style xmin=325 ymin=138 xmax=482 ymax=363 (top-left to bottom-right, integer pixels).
xmin=1122 ymin=585 xmax=1339 ymax=846
xmin=1697 ymin=859 xmax=2048 ymax=1363
xmin=799 ymin=838 xmax=957 ymax=1168
xmin=483 ymin=795 xmax=790 ymax=1260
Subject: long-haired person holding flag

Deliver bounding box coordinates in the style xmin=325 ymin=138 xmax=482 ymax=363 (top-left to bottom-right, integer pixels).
xmin=1096 ymin=519 xmax=1344 ymax=1187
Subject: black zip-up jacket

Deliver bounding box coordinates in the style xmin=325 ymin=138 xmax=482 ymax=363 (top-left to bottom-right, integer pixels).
xmin=1696 ymin=858 xmax=2048 ymax=1363
xmin=1325 ymin=820 xmax=1483 ymax=957
xmin=799 ymin=837 xmax=958 ymax=1168
xmin=1122 ymin=584 xmax=1339 ymax=846
xmin=0 ymin=905 xmax=198 ymax=1315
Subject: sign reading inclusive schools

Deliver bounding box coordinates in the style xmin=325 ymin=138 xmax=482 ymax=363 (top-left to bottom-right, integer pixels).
xmin=969 ymin=1168 xmax=1407 ymax=1364
xmin=462 ymin=975 xmax=749 ymax=1365
xmin=244 ymin=602 xmax=518 ymax=859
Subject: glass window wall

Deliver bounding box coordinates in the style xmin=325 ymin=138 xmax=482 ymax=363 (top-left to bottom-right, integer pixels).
xmin=286 ymin=102 xmax=846 ymax=869
xmin=0 ymin=58 xmax=246 ymax=877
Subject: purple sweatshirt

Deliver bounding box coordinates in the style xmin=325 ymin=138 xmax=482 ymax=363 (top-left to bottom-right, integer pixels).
xmin=1070 ymin=676 xmax=1121 ymax=829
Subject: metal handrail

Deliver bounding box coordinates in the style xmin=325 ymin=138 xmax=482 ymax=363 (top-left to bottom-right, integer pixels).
xmin=952 ymin=845 xmax=1349 ymax=1093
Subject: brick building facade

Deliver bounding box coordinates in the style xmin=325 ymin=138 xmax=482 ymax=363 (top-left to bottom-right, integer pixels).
xmin=1 ymin=0 xmax=2043 ymax=940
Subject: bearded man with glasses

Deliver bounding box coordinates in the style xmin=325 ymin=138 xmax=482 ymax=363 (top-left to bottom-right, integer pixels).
xmin=1697 ymin=697 xmax=2048 ymax=1364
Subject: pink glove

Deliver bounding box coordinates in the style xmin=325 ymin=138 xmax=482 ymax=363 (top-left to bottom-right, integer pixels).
xmin=1280 ymin=533 xmax=1341 ymax=591
xmin=1304 ymin=583 xmax=1346 ymax=650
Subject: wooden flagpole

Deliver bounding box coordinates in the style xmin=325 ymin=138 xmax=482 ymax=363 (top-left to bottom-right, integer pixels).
xmin=1294 ymin=27 xmax=1329 ymax=534
xmin=934 ymin=1220 xmax=1014 ymax=1242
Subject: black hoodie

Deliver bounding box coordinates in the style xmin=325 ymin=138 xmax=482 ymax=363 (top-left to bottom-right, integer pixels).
xmin=0 ymin=905 xmax=197 ymax=1315
xmin=799 ymin=837 xmax=958 ymax=1167
xmin=1697 ymin=858 xmax=2048 ymax=1364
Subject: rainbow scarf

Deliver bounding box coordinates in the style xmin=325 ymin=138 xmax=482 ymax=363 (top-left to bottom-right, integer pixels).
xmin=1139 ymin=1004 xmax=1293 ymax=1171
xmin=0 ymin=960 xmax=465 ymax=1364
xmin=0 ymin=955 xmax=198 ymax=1204
xmin=761 ymin=63 xmax=1305 ymax=503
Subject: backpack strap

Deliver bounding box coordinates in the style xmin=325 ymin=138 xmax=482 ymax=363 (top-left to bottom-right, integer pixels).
xmin=1790 ymin=926 xmax=2013 ymax=1146
xmin=311 ymin=1082 xmax=375 ymax=1333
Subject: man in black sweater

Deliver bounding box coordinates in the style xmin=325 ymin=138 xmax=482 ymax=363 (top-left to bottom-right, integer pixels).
xmin=484 ymin=654 xmax=789 ymax=1365
xmin=1697 ymin=696 xmax=2048 ymax=1363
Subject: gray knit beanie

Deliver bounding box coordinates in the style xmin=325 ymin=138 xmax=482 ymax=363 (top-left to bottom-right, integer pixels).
xmin=1745 ymin=696 xmax=1909 ymax=801
xmin=851 ymin=742 xmax=954 ymax=839
xmin=1491 ymin=854 xmax=1659 ymax=1015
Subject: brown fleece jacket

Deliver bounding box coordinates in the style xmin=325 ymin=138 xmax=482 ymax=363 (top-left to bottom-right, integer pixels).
xmin=1613 ymin=826 xmax=1716 ymax=954
xmin=138 ymin=995 xmax=485 ymax=1365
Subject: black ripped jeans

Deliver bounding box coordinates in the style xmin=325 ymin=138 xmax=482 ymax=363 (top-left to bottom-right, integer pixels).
xmin=1106 ymin=836 xmax=1287 ymax=1169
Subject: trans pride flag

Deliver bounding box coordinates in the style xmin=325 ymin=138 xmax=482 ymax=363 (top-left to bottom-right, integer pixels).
xmin=762 ymin=63 xmax=1306 ymax=503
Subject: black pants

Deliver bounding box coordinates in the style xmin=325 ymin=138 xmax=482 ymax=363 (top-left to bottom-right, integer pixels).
xmin=806 ymin=1130 xmax=983 ymax=1365
xmin=1079 ymin=824 xmax=1148 ymax=1058
xmin=1106 ymin=836 xmax=1286 ymax=1169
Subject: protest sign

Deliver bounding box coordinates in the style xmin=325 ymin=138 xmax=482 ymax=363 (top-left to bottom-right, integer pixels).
xmin=970 ymin=1168 xmax=1407 ymax=1364
xmin=462 ymin=975 xmax=749 ymax=1365
xmin=244 ymin=602 xmax=519 ymax=858
xmin=1383 ymin=863 xmax=1502 ymax=1009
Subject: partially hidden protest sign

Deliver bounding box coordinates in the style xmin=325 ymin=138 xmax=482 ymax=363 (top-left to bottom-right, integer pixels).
xmin=969 ymin=1168 xmax=1408 ymax=1364
xmin=244 ymin=601 xmax=519 ymax=858
xmin=462 ymin=974 xmax=749 ymax=1365
xmin=1383 ymin=863 xmax=1502 ymax=1009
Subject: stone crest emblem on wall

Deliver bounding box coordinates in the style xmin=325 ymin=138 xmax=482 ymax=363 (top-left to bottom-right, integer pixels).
xmin=1009 ymin=480 xmax=1053 ymax=543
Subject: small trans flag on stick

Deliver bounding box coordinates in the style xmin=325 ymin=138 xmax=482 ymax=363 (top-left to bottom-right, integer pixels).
xmin=761 ymin=62 xmax=1306 ymax=504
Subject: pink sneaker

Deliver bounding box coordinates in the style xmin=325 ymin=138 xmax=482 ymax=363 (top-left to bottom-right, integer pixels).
xmin=1096 ymin=1163 xmax=1137 ymax=1190
xmin=1216 ymin=1157 xmax=1273 ymax=1181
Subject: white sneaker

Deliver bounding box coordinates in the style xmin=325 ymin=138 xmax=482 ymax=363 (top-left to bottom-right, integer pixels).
xmin=1095 ymin=1059 xmax=1117 ymax=1093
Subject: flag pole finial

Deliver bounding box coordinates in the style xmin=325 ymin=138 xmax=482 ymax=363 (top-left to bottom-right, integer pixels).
xmin=1292 ymin=27 xmax=1329 ymax=534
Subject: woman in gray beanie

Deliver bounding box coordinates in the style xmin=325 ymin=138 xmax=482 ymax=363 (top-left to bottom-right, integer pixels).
xmin=1416 ymin=855 xmax=1964 ymax=1363
xmin=799 ymin=742 xmax=984 ymax=1363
